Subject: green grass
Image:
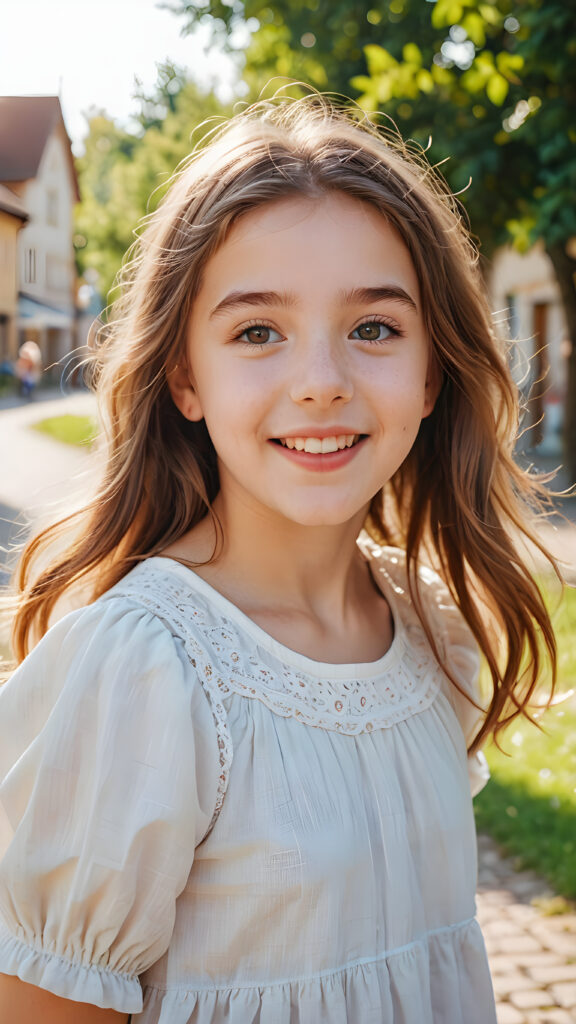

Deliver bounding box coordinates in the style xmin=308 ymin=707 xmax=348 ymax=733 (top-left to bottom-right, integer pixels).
xmin=31 ymin=414 xmax=99 ymax=448
xmin=0 ymin=373 xmax=14 ymax=398
xmin=474 ymin=582 xmax=576 ymax=901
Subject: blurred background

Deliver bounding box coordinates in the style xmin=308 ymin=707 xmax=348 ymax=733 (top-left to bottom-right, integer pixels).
xmin=0 ymin=2 xmax=575 ymax=1018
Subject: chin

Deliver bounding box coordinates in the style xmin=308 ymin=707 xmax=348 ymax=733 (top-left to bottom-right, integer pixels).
xmin=279 ymin=505 xmax=362 ymax=529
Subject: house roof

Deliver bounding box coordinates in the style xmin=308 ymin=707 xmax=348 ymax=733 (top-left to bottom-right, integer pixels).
xmin=0 ymin=96 xmax=80 ymax=200
xmin=0 ymin=182 xmax=28 ymax=220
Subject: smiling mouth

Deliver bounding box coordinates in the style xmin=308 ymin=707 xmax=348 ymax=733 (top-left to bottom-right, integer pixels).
xmin=272 ymin=434 xmax=364 ymax=454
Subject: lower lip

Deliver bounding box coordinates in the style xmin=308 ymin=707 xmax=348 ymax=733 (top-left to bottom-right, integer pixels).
xmin=270 ymin=438 xmax=367 ymax=471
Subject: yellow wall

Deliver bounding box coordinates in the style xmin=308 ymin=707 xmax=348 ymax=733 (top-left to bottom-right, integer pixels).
xmin=0 ymin=208 xmax=23 ymax=360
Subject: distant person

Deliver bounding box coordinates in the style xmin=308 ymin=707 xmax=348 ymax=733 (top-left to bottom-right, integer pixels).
xmin=14 ymin=340 xmax=42 ymax=398
xmin=0 ymin=96 xmax=561 ymax=1023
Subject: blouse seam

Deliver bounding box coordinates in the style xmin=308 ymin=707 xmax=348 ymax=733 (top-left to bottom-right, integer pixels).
xmin=103 ymin=589 xmax=232 ymax=837
xmin=144 ymin=916 xmax=478 ymax=994
xmin=0 ymin=921 xmax=137 ymax=982
xmin=215 ymin=671 xmax=442 ymax=734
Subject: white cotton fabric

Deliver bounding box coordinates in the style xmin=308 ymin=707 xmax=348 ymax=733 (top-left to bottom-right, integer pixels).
xmin=0 ymin=544 xmax=496 ymax=1023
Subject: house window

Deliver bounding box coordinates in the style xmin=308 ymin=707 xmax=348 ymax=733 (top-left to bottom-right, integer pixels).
xmin=47 ymin=189 xmax=59 ymax=227
xmin=24 ymin=247 xmax=37 ymax=284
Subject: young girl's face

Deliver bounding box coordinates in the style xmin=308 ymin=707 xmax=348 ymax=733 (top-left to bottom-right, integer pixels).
xmin=172 ymin=191 xmax=438 ymax=530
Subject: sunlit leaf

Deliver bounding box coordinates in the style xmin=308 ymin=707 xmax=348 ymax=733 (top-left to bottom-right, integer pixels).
xmin=486 ymin=71 xmax=509 ymax=105
xmin=417 ymin=68 xmax=435 ymax=93
xmin=478 ymin=3 xmax=501 ymax=25
xmin=431 ymin=0 xmax=463 ymax=29
xmin=461 ymin=11 xmax=486 ymax=45
xmin=496 ymin=51 xmax=524 ymax=81
xmin=364 ymin=44 xmax=397 ymax=75
xmin=402 ymin=41 xmax=422 ymax=66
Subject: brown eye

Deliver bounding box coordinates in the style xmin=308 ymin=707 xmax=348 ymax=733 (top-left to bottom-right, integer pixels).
xmin=352 ymin=321 xmax=392 ymax=342
xmin=238 ymin=325 xmax=282 ymax=345
xmin=246 ymin=326 xmax=270 ymax=344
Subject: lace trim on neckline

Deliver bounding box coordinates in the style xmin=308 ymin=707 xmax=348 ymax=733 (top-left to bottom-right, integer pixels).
xmin=151 ymin=555 xmax=405 ymax=679
xmin=110 ymin=563 xmax=443 ymax=741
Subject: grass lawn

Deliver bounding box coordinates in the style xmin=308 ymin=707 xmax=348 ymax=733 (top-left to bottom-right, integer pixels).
xmin=474 ymin=580 xmax=576 ymax=902
xmin=31 ymin=414 xmax=99 ymax=448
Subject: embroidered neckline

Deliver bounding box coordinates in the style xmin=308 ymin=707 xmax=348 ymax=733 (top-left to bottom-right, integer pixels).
xmin=149 ymin=556 xmax=405 ymax=680
xmin=104 ymin=552 xmax=448 ymax=830
xmin=109 ymin=557 xmax=443 ymax=739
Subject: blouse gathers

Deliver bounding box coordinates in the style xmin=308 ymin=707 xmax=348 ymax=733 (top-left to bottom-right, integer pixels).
xmin=0 ymin=544 xmax=496 ymax=1023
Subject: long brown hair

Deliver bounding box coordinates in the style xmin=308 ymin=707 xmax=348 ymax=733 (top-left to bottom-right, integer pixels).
xmin=10 ymin=94 xmax=559 ymax=750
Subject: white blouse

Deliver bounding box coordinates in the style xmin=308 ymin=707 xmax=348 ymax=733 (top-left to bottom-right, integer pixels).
xmin=0 ymin=545 xmax=496 ymax=1023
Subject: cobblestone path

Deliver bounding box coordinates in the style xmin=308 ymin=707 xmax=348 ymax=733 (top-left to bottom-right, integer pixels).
xmin=477 ymin=834 xmax=576 ymax=1023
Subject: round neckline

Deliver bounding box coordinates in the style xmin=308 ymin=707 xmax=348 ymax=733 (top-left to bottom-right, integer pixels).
xmin=146 ymin=554 xmax=405 ymax=680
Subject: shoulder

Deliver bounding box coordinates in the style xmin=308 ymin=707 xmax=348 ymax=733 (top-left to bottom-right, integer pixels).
xmin=361 ymin=537 xmax=458 ymax=625
xmin=361 ymin=536 xmax=481 ymax=690
xmin=361 ymin=538 xmax=489 ymax=789
xmin=0 ymin=564 xmax=219 ymax=783
xmin=1 ymin=559 xmax=232 ymax=828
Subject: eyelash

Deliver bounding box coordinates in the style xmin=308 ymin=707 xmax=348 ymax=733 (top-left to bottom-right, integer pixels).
xmin=233 ymin=320 xmax=284 ymax=348
xmin=349 ymin=317 xmax=403 ymax=344
xmin=231 ymin=315 xmax=404 ymax=348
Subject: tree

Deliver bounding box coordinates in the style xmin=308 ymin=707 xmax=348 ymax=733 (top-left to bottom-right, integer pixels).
xmin=164 ymin=0 xmax=576 ymax=475
xmin=74 ymin=114 xmax=139 ymax=302
xmin=75 ymin=69 xmax=230 ymax=302
xmin=354 ymin=0 xmax=576 ymax=469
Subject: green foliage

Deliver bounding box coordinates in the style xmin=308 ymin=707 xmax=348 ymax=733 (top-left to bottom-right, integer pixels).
xmin=74 ymin=116 xmax=139 ymax=301
xmin=355 ymin=0 xmax=576 ymax=256
xmin=74 ymin=69 xmax=231 ymax=302
xmin=474 ymin=580 xmax=576 ymax=899
xmin=165 ymin=0 xmax=576 ymax=258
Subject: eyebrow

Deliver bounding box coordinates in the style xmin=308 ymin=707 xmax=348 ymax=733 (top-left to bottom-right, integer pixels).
xmin=208 ymin=290 xmax=297 ymax=320
xmin=208 ymin=284 xmax=418 ymax=320
xmin=340 ymin=286 xmax=418 ymax=312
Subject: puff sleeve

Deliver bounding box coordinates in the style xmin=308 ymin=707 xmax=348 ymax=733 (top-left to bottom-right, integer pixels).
xmin=0 ymin=597 xmax=220 ymax=1012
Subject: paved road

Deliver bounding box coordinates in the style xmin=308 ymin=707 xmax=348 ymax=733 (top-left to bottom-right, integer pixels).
xmin=477 ymin=836 xmax=576 ymax=1023
xmin=0 ymin=389 xmax=575 ymax=1022
xmin=0 ymin=389 xmax=99 ymax=587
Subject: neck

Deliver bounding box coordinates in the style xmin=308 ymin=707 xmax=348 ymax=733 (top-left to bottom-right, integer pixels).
xmin=201 ymin=491 xmax=369 ymax=615
xmin=161 ymin=490 xmax=393 ymax=664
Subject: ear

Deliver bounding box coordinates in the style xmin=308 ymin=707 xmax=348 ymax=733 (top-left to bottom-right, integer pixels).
xmin=422 ymin=354 xmax=443 ymax=418
xmin=167 ymin=363 xmax=204 ymax=422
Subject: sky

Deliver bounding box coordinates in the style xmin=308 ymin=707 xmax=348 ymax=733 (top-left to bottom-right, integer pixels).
xmin=0 ymin=0 xmax=240 ymax=153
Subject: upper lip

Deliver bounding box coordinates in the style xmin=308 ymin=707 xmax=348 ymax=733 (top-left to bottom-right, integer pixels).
xmin=271 ymin=428 xmax=365 ymax=439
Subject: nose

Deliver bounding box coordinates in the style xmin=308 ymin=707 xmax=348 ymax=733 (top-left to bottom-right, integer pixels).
xmin=289 ymin=336 xmax=353 ymax=407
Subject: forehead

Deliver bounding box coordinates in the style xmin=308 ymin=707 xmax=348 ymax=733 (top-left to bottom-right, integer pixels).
xmin=198 ymin=192 xmax=420 ymax=302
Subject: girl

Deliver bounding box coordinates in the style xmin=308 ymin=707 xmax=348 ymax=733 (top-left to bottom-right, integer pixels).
xmin=0 ymin=96 xmax=559 ymax=1023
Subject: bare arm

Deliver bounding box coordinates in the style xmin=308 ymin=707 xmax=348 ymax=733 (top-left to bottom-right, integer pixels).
xmin=0 ymin=974 xmax=129 ymax=1024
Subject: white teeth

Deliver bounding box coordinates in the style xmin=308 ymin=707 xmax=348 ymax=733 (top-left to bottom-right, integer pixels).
xmin=279 ymin=435 xmax=359 ymax=452
xmin=321 ymin=436 xmax=339 ymax=454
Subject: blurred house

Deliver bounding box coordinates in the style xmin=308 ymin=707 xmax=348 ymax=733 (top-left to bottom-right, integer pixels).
xmin=0 ymin=95 xmax=80 ymax=377
xmin=489 ymin=244 xmax=568 ymax=454
xmin=0 ymin=182 xmax=28 ymax=365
